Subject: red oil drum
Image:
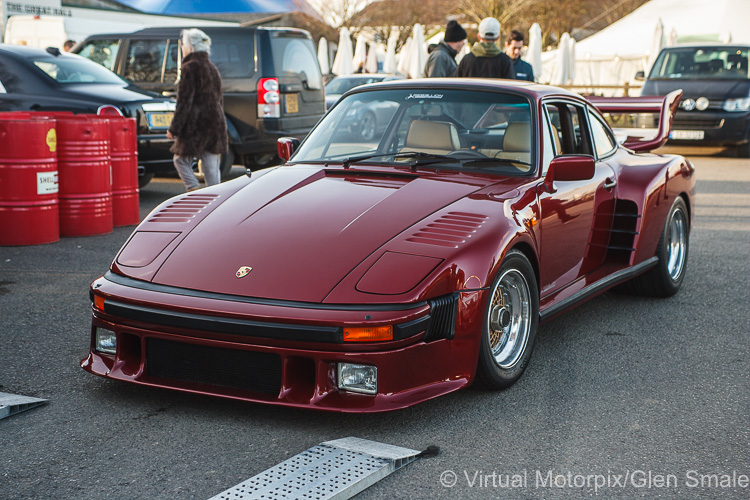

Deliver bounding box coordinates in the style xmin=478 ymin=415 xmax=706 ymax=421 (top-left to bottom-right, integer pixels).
xmin=107 ymin=117 xmax=140 ymax=227
xmin=56 ymin=115 xmax=113 ymax=237
xmin=0 ymin=114 xmax=59 ymax=246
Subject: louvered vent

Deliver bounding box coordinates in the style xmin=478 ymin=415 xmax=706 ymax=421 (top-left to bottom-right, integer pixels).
xmin=407 ymin=212 xmax=488 ymax=248
xmin=424 ymin=294 xmax=458 ymax=342
xmin=147 ymin=193 xmax=219 ymax=223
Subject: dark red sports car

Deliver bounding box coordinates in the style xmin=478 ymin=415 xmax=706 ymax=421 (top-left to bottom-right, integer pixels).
xmin=82 ymin=80 xmax=694 ymax=412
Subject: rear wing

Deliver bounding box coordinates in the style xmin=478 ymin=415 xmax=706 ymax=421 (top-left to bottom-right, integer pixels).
xmin=587 ymin=90 xmax=682 ymax=152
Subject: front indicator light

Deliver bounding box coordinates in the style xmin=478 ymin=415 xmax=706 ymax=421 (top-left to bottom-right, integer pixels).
xmin=95 ymin=327 xmax=117 ymax=354
xmin=343 ymin=325 xmax=393 ymax=342
xmin=94 ymin=295 xmax=105 ymax=311
xmin=338 ymin=363 xmax=377 ymax=394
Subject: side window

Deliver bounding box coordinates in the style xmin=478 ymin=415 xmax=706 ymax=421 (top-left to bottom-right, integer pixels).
xmin=76 ymin=39 xmax=120 ymax=71
xmin=541 ymin=107 xmax=555 ymax=174
xmin=210 ymin=36 xmax=254 ymax=78
xmin=123 ymin=40 xmax=167 ymax=83
xmin=543 ymin=101 xmax=592 ymax=156
xmin=588 ymin=110 xmax=617 ymax=158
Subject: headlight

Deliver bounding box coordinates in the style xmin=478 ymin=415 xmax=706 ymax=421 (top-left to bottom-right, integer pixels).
xmin=338 ymin=363 xmax=377 ymax=394
xmin=95 ymin=327 xmax=117 ymax=354
xmin=723 ymin=97 xmax=750 ymax=112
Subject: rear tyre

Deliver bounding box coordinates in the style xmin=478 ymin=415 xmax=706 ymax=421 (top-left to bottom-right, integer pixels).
xmin=137 ymin=173 xmax=154 ymax=188
xmin=359 ymin=112 xmax=376 ymax=140
xmin=735 ymin=142 xmax=750 ymax=158
xmin=618 ymin=197 xmax=689 ymax=297
xmin=475 ymin=250 xmax=539 ymax=390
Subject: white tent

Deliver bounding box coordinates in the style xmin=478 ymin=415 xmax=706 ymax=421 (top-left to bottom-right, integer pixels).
xmin=541 ymin=0 xmax=750 ymax=87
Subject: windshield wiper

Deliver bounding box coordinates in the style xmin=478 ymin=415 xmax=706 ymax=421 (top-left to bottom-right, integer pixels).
xmin=342 ymin=151 xmax=456 ymax=168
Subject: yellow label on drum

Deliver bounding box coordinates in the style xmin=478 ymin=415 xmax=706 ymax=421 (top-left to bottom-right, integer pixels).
xmin=46 ymin=128 xmax=57 ymax=153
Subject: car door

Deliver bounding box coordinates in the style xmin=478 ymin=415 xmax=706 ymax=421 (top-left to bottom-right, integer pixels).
xmin=537 ymin=100 xmax=616 ymax=298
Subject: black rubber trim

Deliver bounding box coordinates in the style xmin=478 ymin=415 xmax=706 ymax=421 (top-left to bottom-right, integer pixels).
xmin=104 ymin=271 xmax=428 ymax=312
xmin=394 ymin=315 xmax=431 ymax=340
xmin=105 ymin=300 xmax=344 ymax=343
xmin=540 ymin=257 xmax=658 ymax=322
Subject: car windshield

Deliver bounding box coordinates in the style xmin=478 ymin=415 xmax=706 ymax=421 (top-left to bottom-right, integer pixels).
xmin=326 ymin=77 xmax=385 ymax=95
xmin=32 ymin=55 xmax=126 ymax=84
xmin=650 ymin=47 xmax=749 ymax=80
xmin=292 ymin=88 xmax=534 ymax=175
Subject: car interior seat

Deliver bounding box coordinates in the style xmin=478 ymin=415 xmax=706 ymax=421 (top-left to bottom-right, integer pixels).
xmin=494 ymin=122 xmax=531 ymax=169
xmin=401 ymin=120 xmax=460 ymax=155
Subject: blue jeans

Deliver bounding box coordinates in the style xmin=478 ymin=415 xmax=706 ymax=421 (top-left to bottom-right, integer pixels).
xmin=173 ymin=153 xmax=220 ymax=191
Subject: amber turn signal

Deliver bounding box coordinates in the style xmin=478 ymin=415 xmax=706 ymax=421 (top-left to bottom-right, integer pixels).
xmin=94 ymin=295 xmax=105 ymax=311
xmin=343 ymin=325 xmax=393 ymax=342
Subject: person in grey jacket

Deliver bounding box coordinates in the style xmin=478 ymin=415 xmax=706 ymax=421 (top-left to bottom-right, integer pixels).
xmin=423 ymin=20 xmax=467 ymax=78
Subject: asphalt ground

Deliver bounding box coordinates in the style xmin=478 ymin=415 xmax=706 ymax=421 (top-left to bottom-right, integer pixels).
xmin=1 ymin=149 xmax=748 ymax=499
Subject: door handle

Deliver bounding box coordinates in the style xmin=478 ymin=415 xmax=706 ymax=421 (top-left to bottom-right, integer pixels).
xmin=604 ymin=178 xmax=617 ymax=190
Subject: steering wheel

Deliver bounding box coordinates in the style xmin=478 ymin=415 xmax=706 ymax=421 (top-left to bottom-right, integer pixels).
xmin=448 ymin=149 xmax=488 ymax=159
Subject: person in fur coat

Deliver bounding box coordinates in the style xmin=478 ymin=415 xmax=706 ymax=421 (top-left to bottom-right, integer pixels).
xmin=166 ymin=28 xmax=228 ymax=191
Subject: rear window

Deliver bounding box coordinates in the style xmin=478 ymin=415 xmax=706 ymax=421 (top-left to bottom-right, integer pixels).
xmin=272 ymin=35 xmax=322 ymax=90
xmin=76 ymin=39 xmax=120 ymax=71
xmin=650 ymin=47 xmax=749 ymax=80
xmin=33 ymin=56 xmax=125 ymax=84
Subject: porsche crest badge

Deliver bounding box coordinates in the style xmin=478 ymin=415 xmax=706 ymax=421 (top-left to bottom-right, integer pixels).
xmin=236 ymin=266 xmax=253 ymax=278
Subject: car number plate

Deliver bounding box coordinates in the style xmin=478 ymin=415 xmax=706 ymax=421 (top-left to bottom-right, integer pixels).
xmin=670 ymin=130 xmax=704 ymax=140
xmin=147 ymin=112 xmax=174 ymax=129
xmin=285 ymin=94 xmax=299 ymax=114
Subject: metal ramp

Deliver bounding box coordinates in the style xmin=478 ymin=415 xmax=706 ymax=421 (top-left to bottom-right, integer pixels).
xmin=0 ymin=391 xmax=48 ymax=420
xmin=209 ymin=437 xmax=421 ymax=500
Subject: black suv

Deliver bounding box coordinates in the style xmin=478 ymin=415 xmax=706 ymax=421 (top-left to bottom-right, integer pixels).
xmin=74 ymin=26 xmax=326 ymax=174
xmin=640 ymin=44 xmax=750 ymax=156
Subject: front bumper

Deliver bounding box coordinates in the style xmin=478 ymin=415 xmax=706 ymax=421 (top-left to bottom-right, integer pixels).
xmin=81 ymin=274 xmax=484 ymax=412
xmin=668 ymin=110 xmax=750 ymax=146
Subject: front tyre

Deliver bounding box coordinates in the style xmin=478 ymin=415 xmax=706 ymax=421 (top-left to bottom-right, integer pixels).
xmin=476 ymin=250 xmax=539 ymax=390
xmin=620 ymin=196 xmax=689 ymax=297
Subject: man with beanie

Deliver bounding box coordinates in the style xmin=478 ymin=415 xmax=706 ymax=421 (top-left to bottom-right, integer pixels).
xmin=423 ymin=20 xmax=467 ymax=77
xmin=505 ymin=30 xmax=535 ymax=81
xmin=456 ymin=17 xmax=514 ymax=79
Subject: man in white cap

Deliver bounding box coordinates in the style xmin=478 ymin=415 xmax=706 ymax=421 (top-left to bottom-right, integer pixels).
xmin=456 ymin=17 xmax=514 ymax=79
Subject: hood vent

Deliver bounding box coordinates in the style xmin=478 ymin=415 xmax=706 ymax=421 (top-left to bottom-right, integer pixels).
xmin=406 ymin=212 xmax=488 ymax=248
xmin=146 ymin=193 xmax=219 ymax=223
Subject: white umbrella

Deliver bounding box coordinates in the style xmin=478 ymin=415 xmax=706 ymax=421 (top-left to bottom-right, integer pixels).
xmin=331 ymin=27 xmax=354 ymax=76
xmin=408 ymin=23 xmax=426 ymax=79
xmin=646 ymin=19 xmax=664 ymax=74
xmin=383 ymin=32 xmax=397 ymax=74
xmin=352 ymin=34 xmax=367 ymax=72
xmin=527 ymin=23 xmax=542 ymax=82
xmin=567 ymin=36 xmax=576 ymax=83
xmin=550 ymin=32 xmax=571 ymax=85
xmin=365 ymin=42 xmax=379 ymax=73
xmin=667 ymin=27 xmax=678 ymax=47
xmin=397 ymin=37 xmax=413 ymax=76
xmin=317 ymin=37 xmax=329 ymax=74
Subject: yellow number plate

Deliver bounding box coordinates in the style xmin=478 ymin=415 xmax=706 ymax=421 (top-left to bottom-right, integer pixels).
xmin=285 ymin=94 xmax=299 ymax=114
xmin=147 ymin=112 xmax=174 ymax=128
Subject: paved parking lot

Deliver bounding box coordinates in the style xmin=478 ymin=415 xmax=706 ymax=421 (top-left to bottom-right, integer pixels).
xmin=1 ymin=151 xmax=748 ymax=499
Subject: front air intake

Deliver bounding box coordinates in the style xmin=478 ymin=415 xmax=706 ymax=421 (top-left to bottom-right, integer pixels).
xmin=424 ymin=294 xmax=458 ymax=342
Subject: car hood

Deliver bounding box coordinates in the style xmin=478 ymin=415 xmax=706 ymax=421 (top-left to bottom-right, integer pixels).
xmin=150 ymin=166 xmax=506 ymax=303
xmin=643 ymin=78 xmax=750 ymax=100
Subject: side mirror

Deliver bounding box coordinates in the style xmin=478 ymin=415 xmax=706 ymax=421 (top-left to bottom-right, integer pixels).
xmin=634 ymin=70 xmax=645 ymax=81
xmin=277 ymin=137 xmax=300 ymax=162
xmin=545 ymin=155 xmax=595 ymax=190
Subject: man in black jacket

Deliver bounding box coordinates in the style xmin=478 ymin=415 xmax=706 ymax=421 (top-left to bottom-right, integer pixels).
xmin=456 ymin=17 xmax=514 ymax=79
xmin=423 ymin=20 xmax=467 ymax=77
